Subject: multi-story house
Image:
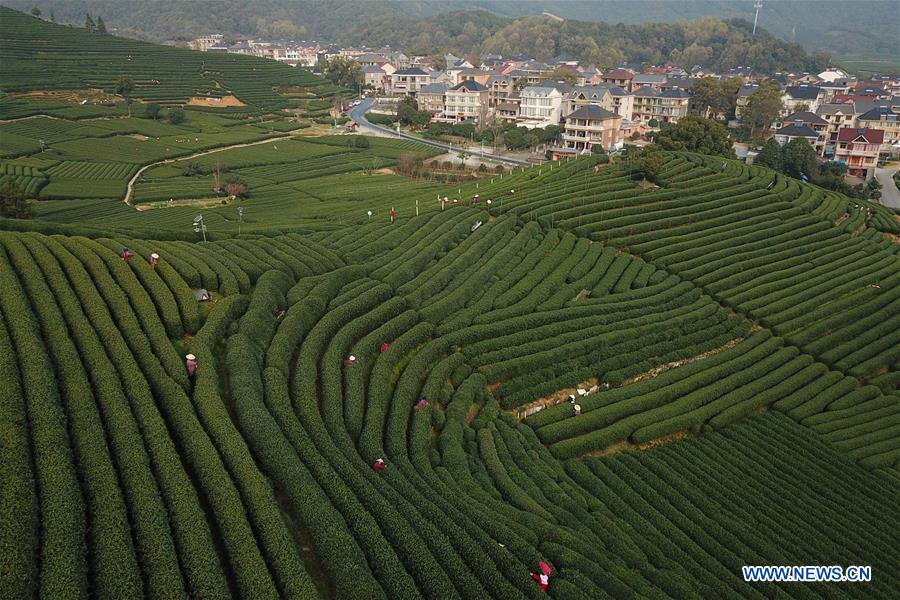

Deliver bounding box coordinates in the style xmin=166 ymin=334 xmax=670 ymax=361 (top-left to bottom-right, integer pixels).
xmin=632 ymin=87 xmax=691 ymax=124
xmin=361 ymin=65 xmax=386 ymax=91
xmin=774 ymin=111 xmax=828 ymax=155
xmin=856 ymin=102 xmax=900 ymax=151
xmin=444 ymin=80 xmax=489 ymax=123
xmin=601 ymin=68 xmax=635 ymax=92
xmin=817 ymin=103 xmax=858 ymax=156
xmin=632 ymin=87 xmax=660 ymax=122
xmin=608 ymin=87 xmax=634 ymax=119
xmin=658 ymin=88 xmax=691 ymax=123
xmin=632 ymin=73 xmax=667 ymax=92
xmin=518 ymin=85 xmax=564 ymax=128
xmin=451 ymin=67 xmax=491 ymax=87
xmin=417 ymin=83 xmax=448 ymax=118
xmin=735 ymin=83 xmax=759 ymax=119
xmin=773 ymin=123 xmax=822 ymax=154
xmin=562 ymin=86 xmax=613 ymax=118
xmin=834 ymin=128 xmax=884 ymax=179
xmin=389 ymin=67 xmax=431 ymax=96
xmin=783 ymin=85 xmax=823 ymax=114
xmin=487 ymin=75 xmax=514 ymax=107
xmin=192 ymin=34 xmax=224 ymax=51
xmin=561 ymin=104 xmax=622 ymax=153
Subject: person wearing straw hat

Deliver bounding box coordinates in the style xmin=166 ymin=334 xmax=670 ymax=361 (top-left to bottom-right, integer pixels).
xmin=372 ymin=458 xmax=386 ymax=473
xmin=149 ymin=253 xmax=159 ymax=270
xmin=343 ymin=354 xmax=357 ymax=366
xmin=185 ymin=354 xmax=198 ymax=377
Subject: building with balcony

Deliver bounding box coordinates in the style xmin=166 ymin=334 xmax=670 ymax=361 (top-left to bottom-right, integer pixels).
xmin=444 ymin=80 xmax=489 ymax=123
xmin=834 ymin=128 xmax=884 ymax=179
xmin=417 ymin=83 xmax=449 ymax=117
xmin=774 ymin=112 xmax=829 ymax=155
xmin=562 ymin=104 xmax=622 ymax=153
xmin=389 ymin=67 xmax=431 ymax=96
xmin=518 ymin=85 xmax=564 ymax=129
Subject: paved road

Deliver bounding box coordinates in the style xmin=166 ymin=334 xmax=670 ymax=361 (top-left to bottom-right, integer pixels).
xmin=874 ymin=165 xmax=900 ymax=210
xmin=123 ymin=133 xmax=291 ymax=205
xmin=347 ymin=99 xmax=529 ymax=166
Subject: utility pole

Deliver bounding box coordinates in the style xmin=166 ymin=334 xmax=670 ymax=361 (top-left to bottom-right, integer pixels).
xmin=752 ymin=0 xmax=763 ymax=36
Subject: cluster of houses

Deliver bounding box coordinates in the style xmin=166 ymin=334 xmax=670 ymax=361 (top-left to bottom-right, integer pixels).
xmin=190 ymin=34 xmax=899 ymax=176
xmin=756 ymin=69 xmax=900 ymax=179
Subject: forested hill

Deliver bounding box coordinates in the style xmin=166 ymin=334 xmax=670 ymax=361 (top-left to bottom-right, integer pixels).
xmin=5 ymin=1 xmax=827 ymax=73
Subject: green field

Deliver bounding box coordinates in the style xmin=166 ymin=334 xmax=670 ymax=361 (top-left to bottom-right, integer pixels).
xmin=2 ymin=4 xmax=900 ymax=599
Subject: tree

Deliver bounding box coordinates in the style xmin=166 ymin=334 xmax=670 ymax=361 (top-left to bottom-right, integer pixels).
xmin=754 ymin=138 xmax=783 ymax=171
xmin=654 ymin=116 xmax=735 ymax=158
xmin=223 ymin=176 xmax=249 ymax=198
xmin=144 ymin=103 xmax=161 ymax=120
xmin=781 ymin=138 xmax=817 ymax=180
xmin=691 ymin=76 xmax=743 ymax=119
xmin=353 ymin=135 xmax=370 ymax=149
xmin=0 ymin=179 xmax=33 ymax=219
xmin=84 ymin=13 xmax=95 ymax=32
xmin=743 ymin=81 xmax=784 ymax=136
xmin=323 ymin=57 xmax=363 ymax=89
xmin=182 ymin=161 xmax=202 ymax=176
xmin=637 ymin=144 xmax=664 ymax=182
xmin=31 ymin=6 xmax=41 ymax=17
xmin=168 ymin=106 xmax=185 ymax=124
xmin=546 ymin=67 xmax=577 ymax=86
xmin=115 ymin=75 xmax=134 ymax=97
xmin=411 ymin=110 xmax=431 ymax=129
xmin=648 ymin=119 xmax=659 ymax=128
xmin=396 ymin=96 xmax=418 ymax=126
xmin=96 ymin=15 xmax=107 ymax=34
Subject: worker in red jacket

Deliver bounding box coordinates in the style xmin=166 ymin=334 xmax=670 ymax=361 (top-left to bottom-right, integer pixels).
xmin=185 ymin=353 xmax=198 ymax=378
xmin=121 ymin=247 xmax=131 ymax=262
xmin=389 ymin=207 xmax=396 ymax=223
xmin=380 ymin=342 xmax=389 ymax=353
xmin=149 ymin=253 xmax=159 ymax=270
xmin=372 ymin=458 xmax=386 ymax=473
xmin=531 ymin=561 xmax=552 ymax=591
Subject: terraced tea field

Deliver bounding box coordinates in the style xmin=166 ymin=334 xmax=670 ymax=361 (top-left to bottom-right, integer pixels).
xmin=2 ymin=5 xmax=900 ymax=598
xmin=2 ymin=165 xmax=899 ymax=596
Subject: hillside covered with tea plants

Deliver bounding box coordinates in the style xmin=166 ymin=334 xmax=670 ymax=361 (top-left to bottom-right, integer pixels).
xmin=2 ymin=6 xmax=900 ymax=598
xmin=3 ymin=150 xmax=900 ymax=598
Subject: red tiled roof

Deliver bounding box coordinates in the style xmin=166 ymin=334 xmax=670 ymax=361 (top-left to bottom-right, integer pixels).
xmin=837 ymin=128 xmax=884 ymax=144
xmin=602 ymin=69 xmax=635 ymax=80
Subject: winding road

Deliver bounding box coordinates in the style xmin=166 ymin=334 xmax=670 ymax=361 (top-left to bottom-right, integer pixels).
xmin=347 ymin=98 xmax=529 ymax=166
xmin=123 ymin=133 xmax=291 ymax=205
xmin=874 ymin=165 xmax=900 ymax=210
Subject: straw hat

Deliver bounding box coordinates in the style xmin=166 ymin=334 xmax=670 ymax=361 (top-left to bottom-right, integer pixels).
xmin=150 ymin=253 xmax=159 ymax=259
xmin=185 ymin=354 xmax=196 ymax=361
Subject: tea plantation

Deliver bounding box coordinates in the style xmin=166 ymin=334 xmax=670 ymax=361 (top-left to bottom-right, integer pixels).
xmin=2 ymin=5 xmax=900 ymax=599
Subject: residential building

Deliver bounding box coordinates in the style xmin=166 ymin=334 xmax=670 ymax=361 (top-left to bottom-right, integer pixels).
xmin=774 ymin=111 xmax=828 ymax=155
xmin=818 ymin=68 xmax=850 ymax=83
xmin=819 ymin=79 xmax=853 ymax=102
xmin=451 ymin=67 xmax=491 ymax=87
xmin=632 ymin=73 xmax=667 ymax=92
xmin=773 ymin=123 xmax=822 ymax=155
xmin=418 ymin=83 xmax=449 ymax=117
xmin=192 ymin=34 xmax=224 ymax=52
xmin=834 ymin=128 xmax=884 ymax=179
xmin=632 ymin=87 xmax=660 ymax=122
xmin=817 ymin=103 xmax=858 ymax=155
xmin=496 ymin=100 xmax=520 ymax=124
xmin=601 ymin=68 xmax=635 ymax=92
xmin=632 ymin=87 xmax=691 ymax=124
xmin=487 ymin=74 xmax=514 ymax=107
xmin=783 ymin=85 xmax=823 ymax=114
xmin=361 ymin=65 xmax=386 ymax=91
xmin=444 ymin=80 xmax=489 ymax=123
xmin=562 ymin=104 xmax=622 ymax=153
xmin=857 ymin=103 xmax=900 ymax=150
xmin=389 ymin=67 xmax=431 ymax=96
xmin=607 ymin=87 xmax=634 ymax=119
xmin=518 ymin=85 xmax=564 ymax=128
xmin=735 ymin=84 xmax=759 ymax=119
xmin=658 ymin=88 xmax=691 ymax=123
xmin=562 ymin=85 xmax=613 ymax=118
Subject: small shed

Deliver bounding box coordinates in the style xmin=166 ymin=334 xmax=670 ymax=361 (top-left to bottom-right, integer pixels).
xmin=192 ymin=288 xmax=210 ymax=301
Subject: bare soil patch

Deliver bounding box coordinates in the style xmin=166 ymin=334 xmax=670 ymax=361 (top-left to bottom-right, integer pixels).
xmin=186 ymin=95 xmax=246 ymax=107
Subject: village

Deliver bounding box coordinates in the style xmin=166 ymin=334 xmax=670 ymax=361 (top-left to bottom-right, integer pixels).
xmin=188 ymin=33 xmax=900 ymax=187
